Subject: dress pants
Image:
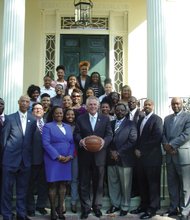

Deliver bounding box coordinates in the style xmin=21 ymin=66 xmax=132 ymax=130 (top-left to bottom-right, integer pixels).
xmin=78 ymin=157 xmax=104 ymax=212
xmin=166 ymin=162 xmax=190 ymax=216
xmin=107 ymin=165 xmax=133 ymax=211
xmin=27 ymin=164 xmax=48 ymax=211
xmin=136 ymin=162 xmax=161 ymax=211
xmin=1 ymin=165 xmax=31 ymax=220
xmin=71 ymin=156 xmax=79 ymax=205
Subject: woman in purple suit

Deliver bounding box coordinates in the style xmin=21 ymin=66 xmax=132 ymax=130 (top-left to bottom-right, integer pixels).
xmin=42 ymin=106 xmax=74 ymax=220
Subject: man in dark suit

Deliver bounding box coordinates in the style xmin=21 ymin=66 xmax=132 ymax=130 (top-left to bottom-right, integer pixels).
xmin=106 ymin=103 xmax=137 ymax=216
xmin=127 ymin=96 xmax=144 ymax=124
xmin=1 ymin=95 xmax=36 ymax=220
xmin=26 ymin=103 xmax=48 ymax=216
xmin=130 ymin=99 xmax=163 ymax=219
xmin=74 ymin=96 xmax=113 ymax=219
xmin=127 ymin=96 xmax=144 ymax=198
xmin=162 ymin=97 xmax=190 ymax=220
xmin=0 ymin=97 xmax=7 ymax=215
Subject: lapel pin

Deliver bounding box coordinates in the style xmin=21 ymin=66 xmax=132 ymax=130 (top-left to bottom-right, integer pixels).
xmin=28 ymin=120 xmax=30 ymax=122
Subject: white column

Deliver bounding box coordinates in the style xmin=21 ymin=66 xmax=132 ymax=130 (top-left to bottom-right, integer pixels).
xmin=0 ymin=0 xmax=25 ymax=114
xmin=147 ymin=0 xmax=169 ymax=119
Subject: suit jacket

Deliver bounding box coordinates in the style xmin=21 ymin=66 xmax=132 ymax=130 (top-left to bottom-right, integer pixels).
xmin=1 ymin=112 xmax=36 ymax=168
xmin=74 ymin=112 xmax=113 ymax=166
xmin=77 ymin=75 xmax=91 ymax=94
xmin=107 ymin=117 xmax=137 ymax=167
xmin=163 ymin=111 xmax=190 ymax=165
xmin=32 ymin=125 xmax=44 ymax=165
xmin=136 ymin=113 xmax=163 ymax=166
xmin=127 ymin=109 xmax=145 ymax=125
xmin=0 ymin=115 xmax=8 ymax=164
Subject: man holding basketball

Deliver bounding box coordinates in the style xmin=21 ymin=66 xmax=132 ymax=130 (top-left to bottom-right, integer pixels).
xmin=74 ymin=96 xmax=113 ymax=219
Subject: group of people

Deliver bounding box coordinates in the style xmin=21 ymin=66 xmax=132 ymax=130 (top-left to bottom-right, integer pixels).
xmin=0 ymin=60 xmax=190 ymax=220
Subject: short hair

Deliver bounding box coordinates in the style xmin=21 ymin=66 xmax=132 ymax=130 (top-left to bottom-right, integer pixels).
xmin=114 ymin=103 xmax=127 ymax=111
xmin=100 ymin=101 xmax=111 ymax=109
xmin=86 ymin=87 xmax=95 ymax=95
xmin=79 ymin=61 xmax=90 ymax=69
xmin=0 ymin=98 xmax=4 ymax=103
xmin=43 ymin=75 xmax=52 ymax=80
xmin=41 ymin=93 xmax=50 ymax=99
xmin=104 ymin=78 xmax=112 ymax=85
xmin=71 ymin=88 xmax=83 ymax=96
xmin=144 ymin=99 xmax=154 ymax=106
xmin=86 ymin=96 xmax=100 ymax=106
xmin=56 ymin=65 xmax=65 ymax=72
xmin=27 ymin=84 xmax=41 ymax=98
xmin=55 ymin=84 xmax=64 ymax=89
xmin=18 ymin=95 xmax=30 ymax=102
xmin=32 ymin=102 xmax=43 ymax=111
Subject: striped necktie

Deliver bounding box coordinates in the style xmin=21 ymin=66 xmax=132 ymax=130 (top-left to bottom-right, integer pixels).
xmin=38 ymin=119 xmax=44 ymax=134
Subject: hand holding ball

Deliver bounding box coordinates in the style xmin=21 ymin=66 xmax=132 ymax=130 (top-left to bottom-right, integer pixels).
xmin=84 ymin=135 xmax=103 ymax=152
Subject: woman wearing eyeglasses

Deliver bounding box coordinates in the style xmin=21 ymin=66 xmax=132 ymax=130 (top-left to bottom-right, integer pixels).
xmin=71 ymin=88 xmax=87 ymax=118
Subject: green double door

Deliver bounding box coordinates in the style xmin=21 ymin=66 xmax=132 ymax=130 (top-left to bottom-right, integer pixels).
xmin=60 ymin=34 xmax=109 ymax=82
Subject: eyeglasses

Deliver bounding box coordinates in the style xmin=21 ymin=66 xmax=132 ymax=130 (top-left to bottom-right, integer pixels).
xmin=33 ymin=108 xmax=43 ymax=110
xmin=72 ymin=95 xmax=80 ymax=98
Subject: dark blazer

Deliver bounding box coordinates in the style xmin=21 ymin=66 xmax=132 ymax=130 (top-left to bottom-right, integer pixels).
xmin=1 ymin=112 xmax=36 ymax=168
xmin=77 ymin=75 xmax=91 ymax=94
xmin=136 ymin=113 xmax=163 ymax=166
xmin=107 ymin=117 xmax=137 ymax=167
xmin=163 ymin=111 xmax=190 ymax=165
xmin=127 ymin=109 xmax=145 ymax=125
xmin=32 ymin=125 xmax=44 ymax=165
xmin=74 ymin=112 xmax=113 ymax=166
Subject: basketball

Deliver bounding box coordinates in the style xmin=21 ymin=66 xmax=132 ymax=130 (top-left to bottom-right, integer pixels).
xmin=84 ymin=135 xmax=102 ymax=152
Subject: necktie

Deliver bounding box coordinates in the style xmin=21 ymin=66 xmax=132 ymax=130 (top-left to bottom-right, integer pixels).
xmin=38 ymin=119 xmax=44 ymax=134
xmin=21 ymin=114 xmax=26 ymax=135
xmin=115 ymin=120 xmax=122 ymax=132
xmin=90 ymin=116 xmax=96 ymax=131
xmin=140 ymin=117 xmax=147 ymax=135
xmin=0 ymin=115 xmax=3 ymax=126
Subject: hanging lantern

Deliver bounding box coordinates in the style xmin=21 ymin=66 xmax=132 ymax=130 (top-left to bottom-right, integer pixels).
xmin=74 ymin=0 xmax=93 ymax=26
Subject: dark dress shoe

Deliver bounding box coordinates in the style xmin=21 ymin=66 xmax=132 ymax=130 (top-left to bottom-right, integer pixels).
xmin=140 ymin=211 xmax=156 ymax=219
xmin=130 ymin=207 xmax=146 ymax=214
xmin=36 ymin=207 xmax=48 ymax=215
xmin=80 ymin=212 xmax=89 ymax=219
xmin=120 ymin=210 xmax=128 ymax=216
xmin=106 ymin=206 xmax=120 ymax=214
xmin=17 ymin=216 xmax=31 ymax=220
xmin=162 ymin=209 xmax=179 ymax=217
xmin=71 ymin=204 xmax=77 ymax=213
xmin=94 ymin=209 xmax=102 ymax=218
xmin=27 ymin=211 xmax=35 ymax=217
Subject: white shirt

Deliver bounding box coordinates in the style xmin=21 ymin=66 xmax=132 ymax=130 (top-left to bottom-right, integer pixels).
xmin=57 ymin=124 xmax=66 ymax=135
xmin=40 ymin=86 xmax=56 ymax=98
xmin=89 ymin=112 xmax=98 ymax=130
xmin=129 ymin=107 xmax=138 ymax=121
xmin=18 ymin=111 xmax=27 ymax=135
xmin=0 ymin=113 xmax=5 ymax=123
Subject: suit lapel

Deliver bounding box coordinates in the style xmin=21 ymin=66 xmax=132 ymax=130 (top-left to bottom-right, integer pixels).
xmin=115 ymin=117 xmax=126 ymax=134
xmin=141 ymin=114 xmax=153 ymax=135
xmin=94 ymin=114 xmax=101 ymax=131
xmin=15 ymin=112 xmax=23 ymax=134
xmin=86 ymin=114 xmax=93 ymax=132
xmin=25 ymin=114 xmax=32 ymax=136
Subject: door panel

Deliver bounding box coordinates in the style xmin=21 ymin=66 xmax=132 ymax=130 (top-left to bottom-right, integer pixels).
xmin=60 ymin=35 xmax=109 ymax=81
